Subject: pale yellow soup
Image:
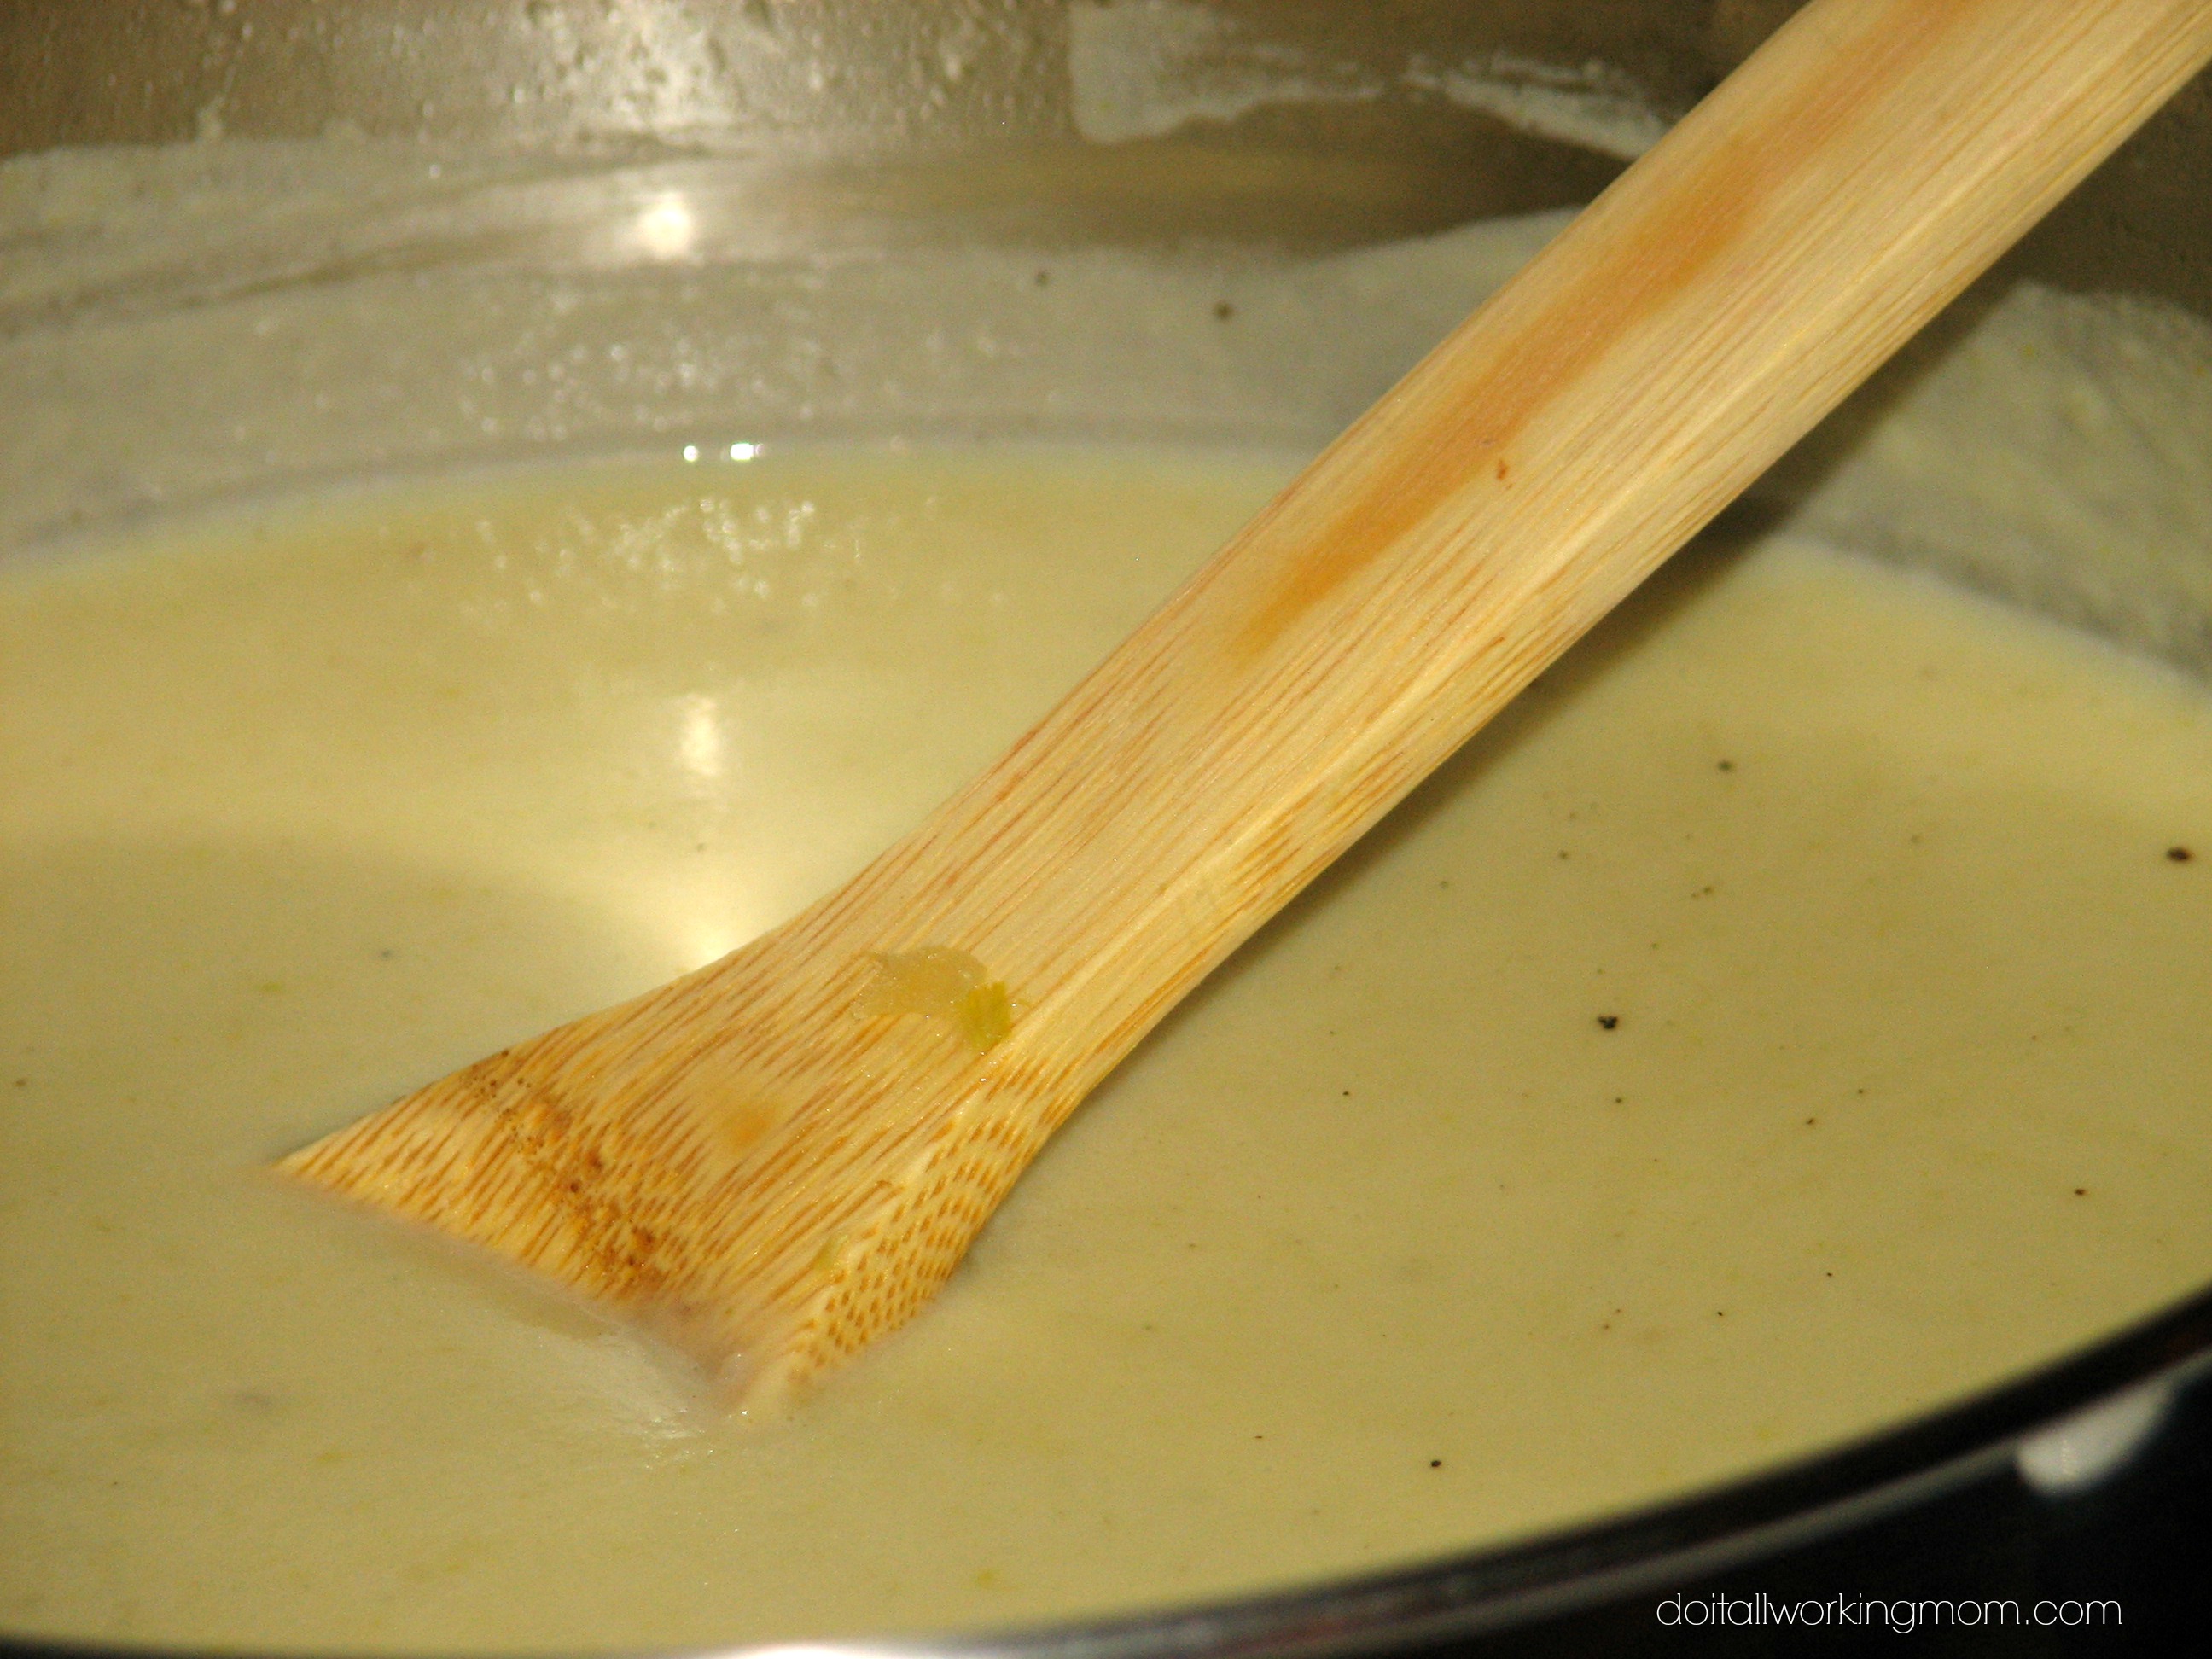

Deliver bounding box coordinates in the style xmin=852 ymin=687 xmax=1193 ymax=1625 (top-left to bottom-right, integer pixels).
xmin=5 ymin=445 xmax=2212 ymax=1653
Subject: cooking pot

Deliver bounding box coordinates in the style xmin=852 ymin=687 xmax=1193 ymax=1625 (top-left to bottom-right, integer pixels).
xmin=4 ymin=2 xmax=2210 ymax=1651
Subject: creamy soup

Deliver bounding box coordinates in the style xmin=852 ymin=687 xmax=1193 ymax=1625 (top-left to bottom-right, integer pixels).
xmin=5 ymin=445 xmax=2212 ymax=1651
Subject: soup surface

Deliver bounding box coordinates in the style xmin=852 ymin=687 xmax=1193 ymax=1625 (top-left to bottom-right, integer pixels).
xmin=5 ymin=446 xmax=2212 ymax=1651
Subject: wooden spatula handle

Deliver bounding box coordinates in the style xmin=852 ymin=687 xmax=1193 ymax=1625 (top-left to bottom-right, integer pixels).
xmin=814 ymin=0 xmax=2212 ymax=1087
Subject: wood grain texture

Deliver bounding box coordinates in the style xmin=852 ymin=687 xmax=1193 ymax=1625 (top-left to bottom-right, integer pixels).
xmin=280 ymin=0 xmax=2212 ymax=1410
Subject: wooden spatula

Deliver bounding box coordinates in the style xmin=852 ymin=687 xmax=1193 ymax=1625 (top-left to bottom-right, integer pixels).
xmin=282 ymin=0 xmax=2212 ymax=1411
